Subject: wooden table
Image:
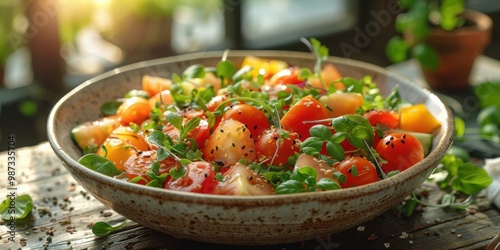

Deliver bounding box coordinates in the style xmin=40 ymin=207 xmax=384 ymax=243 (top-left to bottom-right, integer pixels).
xmin=0 ymin=142 xmax=498 ymax=250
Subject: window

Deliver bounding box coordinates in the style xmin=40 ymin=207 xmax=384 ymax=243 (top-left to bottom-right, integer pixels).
xmin=241 ymin=0 xmax=357 ymax=49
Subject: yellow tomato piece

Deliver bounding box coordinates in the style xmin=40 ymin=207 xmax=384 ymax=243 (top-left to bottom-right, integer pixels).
xmin=399 ymin=104 xmax=441 ymax=133
xmin=97 ymin=126 xmax=150 ymax=171
xmin=97 ymin=138 xmax=136 ymax=171
xmin=109 ymin=126 xmax=150 ymax=152
xmin=241 ymin=56 xmax=288 ymax=78
xmin=318 ymin=92 xmax=363 ymax=118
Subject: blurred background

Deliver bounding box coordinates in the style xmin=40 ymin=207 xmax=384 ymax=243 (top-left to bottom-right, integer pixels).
xmin=1 ymin=0 xmax=500 ymax=151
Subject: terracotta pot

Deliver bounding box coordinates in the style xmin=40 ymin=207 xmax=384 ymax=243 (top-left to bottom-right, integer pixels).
xmin=421 ymin=9 xmax=492 ymax=92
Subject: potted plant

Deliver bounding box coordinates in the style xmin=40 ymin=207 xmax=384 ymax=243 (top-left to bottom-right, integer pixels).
xmin=0 ymin=1 xmax=28 ymax=87
xmin=386 ymin=0 xmax=492 ymax=92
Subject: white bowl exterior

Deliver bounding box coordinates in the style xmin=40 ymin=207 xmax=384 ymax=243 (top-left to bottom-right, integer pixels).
xmin=47 ymin=51 xmax=454 ymax=245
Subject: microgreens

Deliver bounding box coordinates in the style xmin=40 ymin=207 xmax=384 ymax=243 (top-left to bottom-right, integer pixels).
xmin=331 ymin=114 xmax=374 ymax=150
xmin=217 ymin=49 xmax=236 ymax=88
xmin=147 ymin=124 xmax=203 ymax=182
xmin=300 ymin=124 xmax=345 ymax=161
xmin=274 ymin=166 xmax=341 ymax=194
xmin=213 ymin=96 xmax=283 ymax=130
xmin=402 ymin=152 xmax=493 ymax=217
xmin=300 ymin=37 xmax=329 ymax=89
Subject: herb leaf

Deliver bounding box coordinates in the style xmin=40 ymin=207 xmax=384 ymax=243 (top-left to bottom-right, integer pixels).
xmin=165 ymin=111 xmax=183 ymax=131
xmin=100 ymin=101 xmax=122 ymax=116
xmin=92 ymin=220 xmax=128 ymax=237
xmin=332 ymin=114 xmax=374 ymax=149
xmin=0 ymin=194 xmax=34 ymax=220
xmin=183 ymin=64 xmax=205 ymax=79
xmin=452 ymin=162 xmax=492 ymax=195
xmin=274 ymin=180 xmax=306 ymax=194
xmin=78 ymin=154 xmax=122 ymax=177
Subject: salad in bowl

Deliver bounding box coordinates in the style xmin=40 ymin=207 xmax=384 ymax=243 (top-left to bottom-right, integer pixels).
xmin=47 ymin=39 xmax=453 ymax=245
xmin=72 ymin=41 xmax=441 ymax=196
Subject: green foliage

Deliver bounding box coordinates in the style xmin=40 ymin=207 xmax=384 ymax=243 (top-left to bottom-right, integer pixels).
xmin=402 ymin=151 xmax=492 ymax=217
xmin=386 ymin=0 xmax=465 ymax=69
xmin=0 ymin=1 xmax=28 ymax=64
xmin=475 ymin=83 xmax=500 ymax=141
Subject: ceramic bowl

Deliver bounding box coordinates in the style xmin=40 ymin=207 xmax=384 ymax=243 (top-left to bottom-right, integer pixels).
xmin=47 ymin=51 xmax=454 ymax=245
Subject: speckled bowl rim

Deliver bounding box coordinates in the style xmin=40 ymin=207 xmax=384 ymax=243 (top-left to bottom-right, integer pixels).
xmin=47 ymin=50 xmax=455 ymax=205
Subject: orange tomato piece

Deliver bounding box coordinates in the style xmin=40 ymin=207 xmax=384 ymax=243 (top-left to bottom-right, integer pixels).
xmin=142 ymin=75 xmax=173 ymax=97
xmin=308 ymin=63 xmax=345 ymax=90
xmin=399 ymin=104 xmax=441 ymax=133
xmin=116 ymin=96 xmax=152 ymax=126
xmin=148 ymin=90 xmax=174 ymax=108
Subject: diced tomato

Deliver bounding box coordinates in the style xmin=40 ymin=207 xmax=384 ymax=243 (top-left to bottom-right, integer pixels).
xmin=335 ymin=156 xmax=378 ymax=188
xmin=97 ymin=138 xmax=137 ymax=171
xmin=269 ymin=67 xmax=305 ymax=86
xmin=165 ymin=161 xmax=218 ymax=194
xmin=294 ymin=154 xmax=340 ymax=184
xmin=97 ymin=126 xmax=150 ymax=171
xmin=108 ymin=126 xmax=150 ymax=151
xmin=241 ymin=55 xmax=288 ymax=79
xmin=364 ymin=109 xmax=400 ymax=129
xmin=255 ymin=128 xmax=301 ymax=167
xmin=207 ymin=94 xmax=230 ymax=112
xmin=375 ymin=132 xmax=424 ymax=174
xmin=117 ymin=96 xmax=152 ymax=126
xmin=202 ymin=119 xmax=256 ymax=170
xmin=319 ymin=92 xmax=363 ymax=118
xmin=222 ymin=103 xmax=270 ymax=142
xmin=142 ymin=75 xmax=173 ymax=97
xmin=186 ymin=119 xmax=210 ymax=149
xmin=213 ymin=163 xmax=274 ymax=195
xmin=280 ymin=96 xmax=330 ymax=139
xmin=399 ymin=104 xmax=441 ymax=133
xmin=149 ymin=90 xmax=174 ymax=108
xmin=124 ymin=151 xmax=179 ymax=185
xmin=307 ymin=63 xmax=344 ymax=90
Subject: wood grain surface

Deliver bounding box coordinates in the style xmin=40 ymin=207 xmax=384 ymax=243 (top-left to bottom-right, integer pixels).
xmin=0 ymin=142 xmax=498 ymax=250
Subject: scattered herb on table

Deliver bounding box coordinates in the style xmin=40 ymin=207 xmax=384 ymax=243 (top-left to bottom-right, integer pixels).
xmin=0 ymin=194 xmax=34 ymax=220
xmin=92 ymin=219 xmax=128 ymax=237
xmin=401 ymin=84 xmax=498 ymax=216
xmin=402 ymin=150 xmax=492 ymax=217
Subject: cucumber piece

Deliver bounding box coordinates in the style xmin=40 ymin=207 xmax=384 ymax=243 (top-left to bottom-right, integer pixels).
xmin=406 ymin=131 xmax=433 ymax=156
xmin=71 ymin=117 xmax=120 ymax=153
